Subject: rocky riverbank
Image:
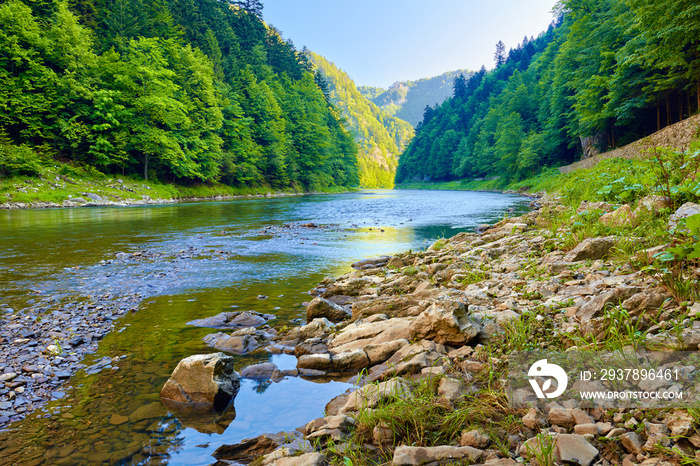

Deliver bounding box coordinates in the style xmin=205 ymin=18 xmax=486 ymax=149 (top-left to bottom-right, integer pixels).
xmin=197 ymin=194 xmax=700 ymax=466
xmin=0 ymin=293 xmax=141 ymax=429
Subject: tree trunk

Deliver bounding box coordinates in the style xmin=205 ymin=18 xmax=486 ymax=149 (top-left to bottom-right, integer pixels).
xmin=657 ymin=100 xmax=660 ymax=131
xmin=144 ymin=155 xmax=149 ymax=181
xmin=666 ymin=94 xmax=670 ymax=126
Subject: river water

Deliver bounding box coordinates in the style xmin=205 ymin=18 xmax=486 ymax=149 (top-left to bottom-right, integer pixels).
xmin=0 ymin=189 xmax=529 ymax=465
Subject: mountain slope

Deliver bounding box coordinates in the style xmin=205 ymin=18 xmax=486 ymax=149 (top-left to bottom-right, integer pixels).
xmin=359 ymin=70 xmax=473 ymax=127
xmin=309 ymin=52 xmax=414 ymax=188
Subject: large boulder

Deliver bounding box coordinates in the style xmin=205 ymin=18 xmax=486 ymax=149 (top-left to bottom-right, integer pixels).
xmin=306 ymin=297 xmax=350 ymax=322
xmin=160 ymin=353 xmax=240 ymax=411
xmin=408 ymin=300 xmax=481 ymax=345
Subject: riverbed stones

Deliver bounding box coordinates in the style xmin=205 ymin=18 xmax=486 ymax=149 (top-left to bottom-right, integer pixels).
xmin=306 ymin=297 xmax=350 ymax=322
xmin=240 ymin=362 xmax=280 ymax=380
xmin=159 ymin=353 xmax=239 ymax=411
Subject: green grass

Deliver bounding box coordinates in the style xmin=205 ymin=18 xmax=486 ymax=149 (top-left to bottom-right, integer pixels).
xmin=0 ymin=158 xmax=356 ymax=207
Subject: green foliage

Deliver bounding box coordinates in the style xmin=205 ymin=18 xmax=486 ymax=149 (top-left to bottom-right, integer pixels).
xmin=396 ymin=0 xmax=700 ymax=186
xmin=364 ymin=69 xmax=473 ymax=127
xmin=0 ymin=0 xmax=359 ymax=192
xmin=308 ymin=52 xmax=413 ymax=188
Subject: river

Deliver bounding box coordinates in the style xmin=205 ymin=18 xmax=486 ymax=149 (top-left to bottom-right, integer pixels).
xmin=0 ymin=189 xmax=529 ymax=465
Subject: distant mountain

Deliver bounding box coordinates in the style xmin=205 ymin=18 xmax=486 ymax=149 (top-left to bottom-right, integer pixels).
xmin=359 ymin=70 xmax=473 ymax=127
xmin=309 ymin=52 xmax=414 ymax=188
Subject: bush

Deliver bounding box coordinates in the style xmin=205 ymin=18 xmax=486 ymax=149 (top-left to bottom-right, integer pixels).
xmin=0 ymin=142 xmax=43 ymax=177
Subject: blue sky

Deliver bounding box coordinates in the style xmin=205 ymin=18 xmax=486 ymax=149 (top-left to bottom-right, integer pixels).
xmin=262 ymin=0 xmax=558 ymax=88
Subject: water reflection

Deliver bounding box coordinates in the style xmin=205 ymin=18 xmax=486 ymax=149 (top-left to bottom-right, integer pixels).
xmin=0 ymin=190 xmax=530 ymax=464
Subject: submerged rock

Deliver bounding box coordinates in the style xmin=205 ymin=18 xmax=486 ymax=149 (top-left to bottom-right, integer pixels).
xmin=187 ymin=311 xmax=275 ymax=329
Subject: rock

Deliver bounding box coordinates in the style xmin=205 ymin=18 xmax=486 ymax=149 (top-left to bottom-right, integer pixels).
xmin=306 ymin=297 xmax=350 ymax=322
xmin=438 ymin=377 xmax=468 ymax=404
xmin=351 ymin=294 xmax=422 ymax=320
xmin=599 ymin=204 xmax=637 ymax=227
xmin=556 ymin=434 xmax=599 ymax=466
xmin=329 ymin=317 xmax=412 ymax=352
xmin=297 ymin=353 xmax=333 ymax=372
xmin=160 ymin=353 xmax=240 ymax=411
xmin=340 ymin=378 xmax=411 ymax=413
xmin=214 ymin=434 xmax=285 ymax=462
xmin=331 ymin=349 xmax=370 ymax=373
xmin=570 ymin=408 xmax=594 ymax=425
xmin=109 ymin=413 xmax=128 ymax=425
xmin=392 ymin=445 xmax=484 ymax=465
xmin=523 ymin=407 xmax=540 ymax=429
xmin=202 ymin=333 xmax=260 ymax=354
xmin=576 ymin=286 xmax=640 ymax=321
xmin=408 ymin=300 xmax=480 ymax=345
xmin=663 ymin=410 xmax=694 ymax=436
xmin=240 ymin=362 xmax=280 ymax=379
xmin=363 ymin=339 xmax=409 ymax=365
xmin=460 ymin=430 xmax=489 ymax=449
xmin=270 ymin=452 xmax=325 ymax=466
xmin=305 ymin=414 xmax=355 ymax=441
xmin=63 ymin=197 xmax=88 ymax=206
xmin=635 ymin=195 xmax=671 ymax=214
xmin=83 ymin=192 xmax=103 ymax=202
xmin=564 ymin=236 xmax=616 ymax=262
xmin=577 ymin=201 xmax=613 ymax=214
xmin=548 ymin=407 xmax=575 ymax=427
xmin=298 ymin=318 xmax=334 ymax=340
xmin=373 ymin=421 xmax=394 ymax=445
xmin=129 ymin=402 xmax=165 ymax=423
xmin=619 ymin=432 xmax=643 ymax=454
xmin=669 ymin=202 xmax=700 ymax=232
xmin=351 ymin=256 xmax=390 ymax=270
xmin=574 ymin=424 xmax=599 ymax=435
xmin=187 ymin=311 xmax=275 ymax=329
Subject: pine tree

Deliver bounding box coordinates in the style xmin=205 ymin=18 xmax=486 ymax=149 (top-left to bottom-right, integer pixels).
xmin=494 ymin=41 xmax=506 ymax=66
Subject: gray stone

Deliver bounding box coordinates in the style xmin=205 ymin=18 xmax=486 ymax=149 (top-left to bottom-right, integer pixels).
xmin=306 ymin=297 xmax=350 ymax=322
xmin=564 ymin=236 xmax=616 ymax=262
xmin=556 ymin=434 xmax=599 ymax=466
xmin=392 ymin=445 xmax=484 ymax=465
xmin=669 ymin=202 xmax=700 ymax=232
xmin=188 ymin=311 xmax=275 ymax=329
xmin=240 ymin=362 xmax=279 ymax=379
xmin=270 ymin=452 xmax=325 ymax=466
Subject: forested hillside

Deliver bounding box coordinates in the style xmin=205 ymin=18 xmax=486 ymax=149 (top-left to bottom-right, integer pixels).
xmin=396 ymin=0 xmax=700 ymax=184
xmin=359 ymin=70 xmax=471 ymax=127
xmin=0 ymin=0 xmax=359 ymax=191
xmin=309 ymin=52 xmax=414 ymax=188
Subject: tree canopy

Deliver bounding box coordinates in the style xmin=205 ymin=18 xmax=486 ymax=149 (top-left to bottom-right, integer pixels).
xmin=0 ymin=0 xmax=359 ymax=191
xmin=396 ymin=0 xmax=700 ymax=185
